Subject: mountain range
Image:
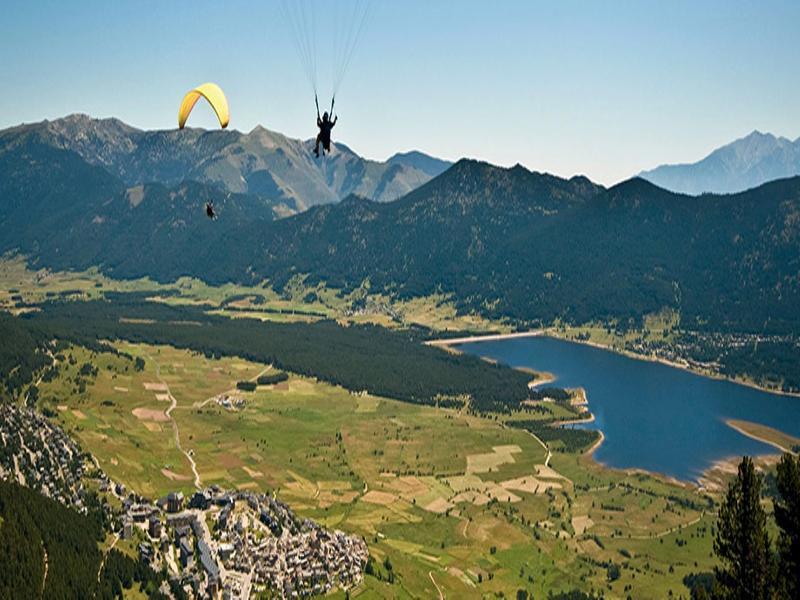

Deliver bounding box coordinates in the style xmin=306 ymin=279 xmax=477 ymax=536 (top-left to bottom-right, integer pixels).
xmin=2 ymin=118 xmax=799 ymax=337
xmin=0 ymin=114 xmax=451 ymax=212
xmin=639 ymin=130 xmax=800 ymax=195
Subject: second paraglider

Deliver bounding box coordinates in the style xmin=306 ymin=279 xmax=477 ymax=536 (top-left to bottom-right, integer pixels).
xmin=176 ymin=84 xmax=229 ymax=221
xmin=178 ymin=82 xmax=230 ymax=130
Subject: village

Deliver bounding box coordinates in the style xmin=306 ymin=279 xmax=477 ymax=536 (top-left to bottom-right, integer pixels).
xmin=0 ymin=403 xmax=368 ymax=599
xmin=113 ymin=484 xmax=369 ymax=599
xmin=0 ymin=403 xmax=87 ymax=509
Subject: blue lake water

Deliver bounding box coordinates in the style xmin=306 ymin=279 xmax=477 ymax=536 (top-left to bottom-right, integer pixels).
xmin=456 ymin=335 xmax=800 ymax=481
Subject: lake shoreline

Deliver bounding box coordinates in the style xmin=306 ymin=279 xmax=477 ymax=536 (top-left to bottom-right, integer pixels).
xmin=425 ymin=330 xmax=544 ymax=346
xmin=429 ymin=328 xmax=800 ymax=400
xmin=548 ymin=331 xmax=800 ymax=399
xmin=585 ymin=428 xmax=604 ymax=455
xmin=442 ymin=330 xmax=800 ymax=486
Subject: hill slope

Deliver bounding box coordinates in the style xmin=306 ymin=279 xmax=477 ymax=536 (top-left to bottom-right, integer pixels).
xmin=247 ymin=163 xmax=800 ymax=334
xmin=640 ymin=130 xmax=800 ymax=195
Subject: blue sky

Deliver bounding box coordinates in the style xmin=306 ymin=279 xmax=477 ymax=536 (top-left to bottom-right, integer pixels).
xmin=2 ymin=0 xmax=799 ymax=185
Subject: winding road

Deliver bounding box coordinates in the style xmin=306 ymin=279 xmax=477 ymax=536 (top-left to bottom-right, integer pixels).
xmin=145 ymin=351 xmax=201 ymax=489
xmin=429 ymin=571 xmax=444 ymax=599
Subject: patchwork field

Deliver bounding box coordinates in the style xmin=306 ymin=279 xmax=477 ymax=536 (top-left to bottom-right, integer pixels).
xmin=31 ymin=340 xmax=724 ymax=598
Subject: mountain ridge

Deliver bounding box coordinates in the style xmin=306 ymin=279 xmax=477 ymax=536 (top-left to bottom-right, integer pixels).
xmin=0 ymin=114 xmax=452 ymax=211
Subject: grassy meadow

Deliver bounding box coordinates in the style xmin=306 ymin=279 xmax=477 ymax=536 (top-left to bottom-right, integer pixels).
xmin=32 ymin=338 xmax=723 ymax=598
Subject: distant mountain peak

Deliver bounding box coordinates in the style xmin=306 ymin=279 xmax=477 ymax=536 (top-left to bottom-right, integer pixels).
xmin=741 ymin=129 xmax=792 ymax=143
xmin=53 ymin=113 xmax=140 ymax=131
xmin=386 ymin=150 xmax=452 ymax=178
xmin=640 ymin=130 xmax=800 ymax=195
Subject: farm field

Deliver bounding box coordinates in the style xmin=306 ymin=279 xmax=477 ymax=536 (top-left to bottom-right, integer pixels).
xmin=36 ymin=340 xmax=721 ymax=598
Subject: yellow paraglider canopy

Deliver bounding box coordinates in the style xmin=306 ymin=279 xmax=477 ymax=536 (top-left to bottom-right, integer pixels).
xmin=178 ymin=83 xmax=230 ymax=129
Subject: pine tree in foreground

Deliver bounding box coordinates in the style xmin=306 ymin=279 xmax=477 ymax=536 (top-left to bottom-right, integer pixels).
xmin=775 ymin=452 xmax=800 ymax=598
xmin=713 ymin=456 xmax=772 ymax=599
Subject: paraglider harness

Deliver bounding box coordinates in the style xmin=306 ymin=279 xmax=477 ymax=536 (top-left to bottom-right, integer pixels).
xmin=314 ymin=94 xmax=337 ymax=158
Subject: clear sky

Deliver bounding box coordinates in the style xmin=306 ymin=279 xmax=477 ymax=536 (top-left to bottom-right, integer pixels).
xmin=2 ymin=0 xmax=799 ymax=185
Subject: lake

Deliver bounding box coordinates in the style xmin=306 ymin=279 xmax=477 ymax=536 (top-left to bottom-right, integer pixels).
xmin=456 ymin=335 xmax=800 ymax=481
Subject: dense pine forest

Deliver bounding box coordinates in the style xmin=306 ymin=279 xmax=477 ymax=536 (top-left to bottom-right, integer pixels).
xmin=0 ymin=480 xmax=163 ymax=598
xmin=0 ymin=312 xmax=51 ymax=401
xmin=20 ymin=295 xmax=532 ymax=412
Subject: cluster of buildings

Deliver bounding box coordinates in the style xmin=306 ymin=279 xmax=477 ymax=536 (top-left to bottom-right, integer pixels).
xmin=215 ymin=394 xmax=246 ymax=411
xmin=0 ymin=406 xmax=369 ymax=598
xmin=116 ymin=485 xmax=368 ymax=599
xmin=625 ymin=330 xmax=797 ymax=382
xmin=215 ymin=490 xmax=368 ymax=597
xmin=344 ymin=297 xmax=401 ymax=322
xmin=0 ymin=404 xmax=87 ymax=509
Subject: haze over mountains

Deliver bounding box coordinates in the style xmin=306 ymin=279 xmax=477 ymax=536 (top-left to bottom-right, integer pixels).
xmin=640 ymin=130 xmax=800 ymax=195
xmin=2 ymin=116 xmax=799 ymax=337
xmin=0 ymin=114 xmax=451 ymax=212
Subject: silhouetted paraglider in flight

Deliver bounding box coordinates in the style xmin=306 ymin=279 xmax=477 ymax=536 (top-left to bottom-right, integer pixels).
xmin=281 ymin=0 xmax=371 ymax=159
xmin=177 ymin=83 xmax=229 ymax=221
xmin=314 ymin=109 xmax=337 ymax=158
xmin=178 ymin=82 xmax=230 ymax=130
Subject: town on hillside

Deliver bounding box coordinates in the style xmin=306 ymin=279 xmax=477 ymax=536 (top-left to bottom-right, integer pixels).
xmin=0 ymin=404 xmax=368 ymax=599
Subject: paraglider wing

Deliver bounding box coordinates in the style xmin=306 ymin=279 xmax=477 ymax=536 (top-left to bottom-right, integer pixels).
xmin=178 ymin=83 xmax=230 ymax=129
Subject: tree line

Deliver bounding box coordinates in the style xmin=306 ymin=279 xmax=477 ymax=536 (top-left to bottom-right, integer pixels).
xmin=507 ymin=419 xmax=599 ymax=454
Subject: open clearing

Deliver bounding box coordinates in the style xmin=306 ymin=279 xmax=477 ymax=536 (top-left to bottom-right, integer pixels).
xmin=161 ymin=468 xmax=191 ymax=481
xmin=500 ymin=475 xmax=561 ymax=494
xmin=466 ymin=444 xmax=522 ymax=474
xmin=143 ymin=382 xmax=169 ymax=392
xmin=132 ymin=407 xmax=168 ymax=422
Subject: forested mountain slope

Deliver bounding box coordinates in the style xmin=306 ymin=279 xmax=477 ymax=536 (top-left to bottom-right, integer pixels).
xmin=2 ymin=132 xmax=799 ymax=336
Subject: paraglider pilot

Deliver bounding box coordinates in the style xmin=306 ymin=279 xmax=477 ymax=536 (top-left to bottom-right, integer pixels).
xmin=206 ymin=201 xmax=217 ymax=220
xmin=314 ymin=111 xmax=337 ymax=158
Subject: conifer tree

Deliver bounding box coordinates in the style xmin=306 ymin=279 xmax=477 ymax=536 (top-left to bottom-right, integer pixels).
xmin=713 ymin=456 xmax=772 ymax=599
xmin=775 ymin=453 xmax=800 ymax=598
